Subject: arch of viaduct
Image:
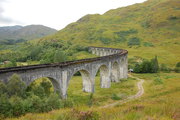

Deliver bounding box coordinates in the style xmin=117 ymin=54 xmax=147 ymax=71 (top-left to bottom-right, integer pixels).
xmin=0 ymin=47 xmax=128 ymax=99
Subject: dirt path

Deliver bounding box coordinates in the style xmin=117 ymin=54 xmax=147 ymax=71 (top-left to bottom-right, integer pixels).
xmin=101 ymin=74 xmax=144 ymax=108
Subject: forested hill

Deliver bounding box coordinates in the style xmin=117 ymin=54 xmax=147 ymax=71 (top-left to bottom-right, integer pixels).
xmin=39 ymin=0 xmax=180 ymax=66
xmin=0 ymin=25 xmax=57 ymax=44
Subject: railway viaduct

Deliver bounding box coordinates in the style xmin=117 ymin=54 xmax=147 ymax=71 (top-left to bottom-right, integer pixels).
xmin=0 ymin=47 xmax=128 ymax=99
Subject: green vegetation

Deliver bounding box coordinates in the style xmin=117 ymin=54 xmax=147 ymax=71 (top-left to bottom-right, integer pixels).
xmin=4 ymin=73 xmax=180 ymax=120
xmin=0 ymin=74 xmax=63 ymax=118
xmin=174 ymin=62 xmax=180 ymax=73
xmin=127 ymin=37 xmax=141 ymax=46
xmin=0 ymin=0 xmax=179 ymax=68
xmin=133 ymin=56 xmax=159 ymax=73
xmin=0 ymin=0 xmax=180 ymax=119
xmin=0 ymin=74 xmax=137 ymax=119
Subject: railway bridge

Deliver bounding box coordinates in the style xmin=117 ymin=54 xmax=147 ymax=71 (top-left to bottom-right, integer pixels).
xmin=0 ymin=47 xmax=128 ymax=99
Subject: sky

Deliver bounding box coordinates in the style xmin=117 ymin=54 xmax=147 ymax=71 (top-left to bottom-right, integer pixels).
xmin=0 ymin=0 xmax=147 ymax=30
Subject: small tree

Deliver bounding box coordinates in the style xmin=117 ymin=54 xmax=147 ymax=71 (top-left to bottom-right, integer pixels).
xmin=175 ymin=62 xmax=180 ymax=73
xmin=176 ymin=62 xmax=180 ymax=67
xmin=0 ymin=81 xmax=7 ymax=95
xmin=150 ymin=56 xmax=159 ymax=73
xmin=53 ymin=50 xmax=67 ymax=63
xmin=40 ymin=78 xmax=52 ymax=96
xmin=7 ymin=74 xmax=26 ymax=97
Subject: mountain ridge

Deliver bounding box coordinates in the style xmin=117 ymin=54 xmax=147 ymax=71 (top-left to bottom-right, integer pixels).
xmin=0 ymin=25 xmax=57 ymax=44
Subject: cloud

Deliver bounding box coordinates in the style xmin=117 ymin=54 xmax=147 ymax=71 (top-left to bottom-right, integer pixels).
xmin=0 ymin=0 xmax=19 ymax=24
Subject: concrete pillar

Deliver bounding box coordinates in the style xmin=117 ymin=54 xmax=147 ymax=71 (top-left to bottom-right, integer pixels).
xmin=111 ymin=62 xmax=120 ymax=82
xmin=119 ymin=58 xmax=124 ymax=79
xmin=100 ymin=65 xmax=111 ymax=88
xmin=80 ymin=70 xmax=94 ymax=93
xmin=124 ymin=55 xmax=128 ymax=79
xmin=61 ymin=71 xmax=68 ymax=99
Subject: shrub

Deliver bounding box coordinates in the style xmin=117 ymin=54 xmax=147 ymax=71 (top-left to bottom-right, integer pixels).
xmin=57 ymin=109 xmax=100 ymax=120
xmin=174 ymin=67 xmax=180 ymax=73
xmin=9 ymin=96 xmax=25 ymax=117
xmin=7 ymin=74 xmax=26 ymax=98
xmin=176 ymin=62 xmax=180 ymax=67
xmin=0 ymin=81 xmax=7 ymax=95
xmin=99 ymin=37 xmax=111 ymax=44
xmin=40 ymin=78 xmax=52 ymax=96
xmin=111 ymin=93 xmax=121 ymax=100
xmin=154 ymin=77 xmax=163 ymax=85
xmin=62 ymin=99 xmax=74 ymax=108
xmin=87 ymin=93 xmax=94 ymax=107
xmin=29 ymin=95 xmax=43 ymax=113
xmin=143 ymin=42 xmax=154 ymax=47
xmin=174 ymin=62 xmax=180 ymax=73
xmin=128 ymin=37 xmax=141 ymax=46
xmin=46 ymin=93 xmax=62 ymax=110
xmin=133 ymin=56 xmax=159 ymax=73
xmin=160 ymin=64 xmax=171 ymax=72
xmin=0 ymin=94 xmax=12 ymax=117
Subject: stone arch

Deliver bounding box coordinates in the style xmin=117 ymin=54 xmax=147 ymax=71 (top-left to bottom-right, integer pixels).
xmin=111 ymin=61 xmax=120 ymax=82
xmin=95 ymin=64 xmax=111 ymax=88
xmin=68 ymin=69 xmax=94 ymax=93
xmin=29 ymin=76 xmax=60 ymax=93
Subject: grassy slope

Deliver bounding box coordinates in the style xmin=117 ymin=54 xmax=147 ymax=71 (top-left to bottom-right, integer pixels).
xmin=6 ymin=73 xmax=180 ymax=120
xmin=38 ymin=0 xmax=180 ymax=66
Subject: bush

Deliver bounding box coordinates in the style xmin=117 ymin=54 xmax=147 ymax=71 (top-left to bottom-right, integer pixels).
xmin=0 ymin=94 xmax=12 ymax=117
xmin=46 ymin=93 xmax=62 ymax=110
xmin=128 ymin=37 xmax=141 ymax=46
xmin=160 ymin=64 xmax=171 ymax=72
xmin=9 ymin=96 xmax=25 ymax=117
xmin=57 ymin=109 xmax=100 ymax=120
xmin=29 ymin=95 xmax=44 ymax=113
xmin=174 ymin=67 xmax=180 ymax=73
xmin=133 ymin=56 xmax=159 ymax=73
xmin=176 ymin=62 xmax=180 ymax=67
xmin=7 ymin=74 xmax=26 ymax=97
xmin=111 ymin=93 xmax=121 ymax=100
xmin=154 ymin=77 xmax=163 ymax=85
xmin=62 ymin=99 xmax=74 ymax=108
xmin=87 ymin=93 xmax=94 ymax=107
xmin=174 ymin=62 xmax=180 ymax=73
xmin=0 ymin=81 xmax=7 ymax=95
xmin=143 ymin=42 xmax=154 ymax=47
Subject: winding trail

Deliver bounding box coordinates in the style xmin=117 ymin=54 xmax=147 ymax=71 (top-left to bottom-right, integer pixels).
xmin=101 ymin=74 xmax=144 ymax=108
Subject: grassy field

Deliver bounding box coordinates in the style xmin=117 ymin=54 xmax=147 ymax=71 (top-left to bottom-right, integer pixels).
xmin=5 ymin=73 xmax=180 ymax=120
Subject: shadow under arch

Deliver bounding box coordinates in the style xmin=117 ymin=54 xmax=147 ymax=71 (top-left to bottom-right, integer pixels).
xmin=95 ymin=64 xmax=111 ymax=88
xmin=66 ymin=69 xmax=94 ymax=105
xmin=68 ymin=69 xmax=94 ymax=93
xmin=111 ymin=61 xmax=120 ymax=82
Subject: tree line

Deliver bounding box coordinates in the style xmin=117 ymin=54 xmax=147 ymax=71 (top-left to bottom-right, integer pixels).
xmin=0 ymin=74 xmax=73 ymax=119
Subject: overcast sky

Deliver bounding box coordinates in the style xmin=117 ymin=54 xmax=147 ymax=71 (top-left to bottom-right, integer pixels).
xmin=0 ymin=0 xmax=147 ymax=30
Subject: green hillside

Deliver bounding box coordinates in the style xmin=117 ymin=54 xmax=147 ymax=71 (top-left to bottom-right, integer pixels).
xmin=0 ymin=0 xmax=179 ymax=68
xmin=39 ymin=0 xmax=180 ymax=66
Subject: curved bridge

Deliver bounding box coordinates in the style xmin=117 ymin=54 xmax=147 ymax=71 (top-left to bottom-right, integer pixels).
xmin=0 ymin=47 xmax=128 ymax=99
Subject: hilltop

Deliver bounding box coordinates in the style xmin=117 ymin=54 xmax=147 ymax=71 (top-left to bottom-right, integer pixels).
xmin=39 ymin=0 xmax=180 ymax=66
xmin=0 ymin=25 xmax=57 ymax=44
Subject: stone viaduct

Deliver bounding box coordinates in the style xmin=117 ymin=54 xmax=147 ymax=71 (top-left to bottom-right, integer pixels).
xmin=0 ymin=47 xmax=128 ymax=99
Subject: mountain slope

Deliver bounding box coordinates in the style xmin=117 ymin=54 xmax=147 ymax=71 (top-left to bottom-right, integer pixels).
xmin=39 ymin=0 xmax=180 ymax=66
xmin=0 ymin=25 xmax=57 ymax=44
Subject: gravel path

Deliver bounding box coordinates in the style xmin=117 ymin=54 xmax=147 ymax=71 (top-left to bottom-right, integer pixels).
xmin=101 ymin=74 xmax=144 ymax=108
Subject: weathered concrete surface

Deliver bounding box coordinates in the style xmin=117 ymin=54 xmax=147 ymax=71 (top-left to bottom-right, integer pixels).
xmin=0 ymin=47 xmax=128 ymax=99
